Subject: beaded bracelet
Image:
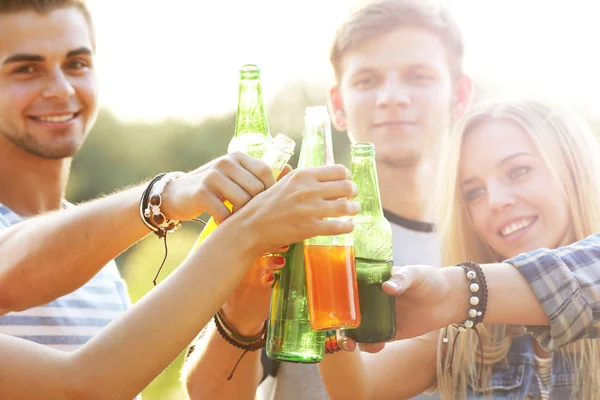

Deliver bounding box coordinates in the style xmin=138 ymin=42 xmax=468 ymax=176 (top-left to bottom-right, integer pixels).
xmin=325 ymin=330 xmax=341 ymax=354
xmin=442 ymin=261 xmax=488 ymax=387
xmin=139 ymin=172 xmax=206 ymax=286
xmin=144 ymin=171 xmax=185 ymax=235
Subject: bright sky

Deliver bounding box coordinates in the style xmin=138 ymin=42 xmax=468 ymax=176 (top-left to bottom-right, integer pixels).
xmin=87 ymin=0 xmax=600 ymax=123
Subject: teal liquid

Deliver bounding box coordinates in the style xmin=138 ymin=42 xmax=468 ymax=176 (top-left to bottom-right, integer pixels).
xmin=345 ymin=259 xmax=396 ymax=343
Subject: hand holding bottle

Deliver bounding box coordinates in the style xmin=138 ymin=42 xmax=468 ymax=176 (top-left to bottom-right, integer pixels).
xmin=219 ymin=164 xmax=359 ymax=335
xmin=159 ymin=152 xmax=283 ymax=225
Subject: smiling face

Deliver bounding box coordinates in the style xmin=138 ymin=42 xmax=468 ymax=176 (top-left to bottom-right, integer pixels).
xmin=458 ymin=119 xmax=573 ymax=259
xmin=0 ymin=7 xmax=98 ymax=159
xmin=329 ymin=27 xmax=460 ymax=169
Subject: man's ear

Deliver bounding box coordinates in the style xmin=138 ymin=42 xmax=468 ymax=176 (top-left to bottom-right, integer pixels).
xmin=451 ymin=74 xmax=474 ymax=123
xmin=328 ymin=85 xmax=347 ymax=131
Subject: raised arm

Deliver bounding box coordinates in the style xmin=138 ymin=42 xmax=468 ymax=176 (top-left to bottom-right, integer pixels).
xmin=379 ymin=233 xmax=600 ymax=349
xmin=0 ymin=164 xmax=359 ymax=400
xmin=0 ymin=153 xmax=278 ymax=314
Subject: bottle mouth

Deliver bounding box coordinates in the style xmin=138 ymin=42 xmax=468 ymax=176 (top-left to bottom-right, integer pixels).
xmin=240 ymin=64 xmax=260 ymax=79
xmin=351 ymin=142 xmax=375 ymax=154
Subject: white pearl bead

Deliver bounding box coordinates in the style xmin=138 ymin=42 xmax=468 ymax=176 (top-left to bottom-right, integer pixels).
xmin=477 ymin=311 xmax=483 ymax=317
xmin=470 ymin=296 xmax=480 ymax=306
xmin=468 ymin=309 xmax=477 ymax=318
xmin=467 ymin=271 xmax=477 ymax=280
xmin=470 ymin=283 xmax=480 ymax=292
xmin=443 ymin=337 xmax=449 ymax=343
xmin=464 ymin=320 xmax=474 ymax=329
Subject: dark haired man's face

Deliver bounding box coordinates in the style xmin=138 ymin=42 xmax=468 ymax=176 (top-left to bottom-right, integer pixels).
xmin=0 ymin=7 xmax=98 ymax=159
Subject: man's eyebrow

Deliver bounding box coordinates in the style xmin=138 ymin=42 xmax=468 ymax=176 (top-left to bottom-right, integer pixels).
xmin=66 ymin=47 xmax=92 ymax=58
xmin=3 ymin=53 xmax=44 ymax=65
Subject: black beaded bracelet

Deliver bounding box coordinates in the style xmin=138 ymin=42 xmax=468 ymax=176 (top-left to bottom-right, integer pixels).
xmin=452 ymin=261 xmax=488 ymax=331
xmin=443 ymin=261 xmax=488 ymax=387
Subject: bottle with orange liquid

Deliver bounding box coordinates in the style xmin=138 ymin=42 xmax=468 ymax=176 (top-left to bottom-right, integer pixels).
xmin=191 ymin=64 xmax=281 ymax=250
xmin=302 ymin=106 xmax=360 ymax=331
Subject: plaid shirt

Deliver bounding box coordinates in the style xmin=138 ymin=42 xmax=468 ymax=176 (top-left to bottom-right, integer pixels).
xmin=506 ymin=233 xmax=600 ymax=351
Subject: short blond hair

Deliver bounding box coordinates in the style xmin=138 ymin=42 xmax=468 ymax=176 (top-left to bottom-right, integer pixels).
xmin=330 ymin=0 xmax=464 ymax=83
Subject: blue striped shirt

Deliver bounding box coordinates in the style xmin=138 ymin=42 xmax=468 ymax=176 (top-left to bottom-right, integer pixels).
xmin=0 ymin=202 xmax=140 ymax=398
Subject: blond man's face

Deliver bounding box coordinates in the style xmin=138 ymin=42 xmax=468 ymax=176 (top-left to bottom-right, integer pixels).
xmin=330 ymin=28 xmax=460 ymax=169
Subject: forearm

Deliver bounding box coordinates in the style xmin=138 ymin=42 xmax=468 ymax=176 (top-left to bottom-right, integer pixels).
xmin=0 ymin=217 xmax=263 ymax=400
xmin=0 ymin=186 xmax=149 ymax=312
xmin=320 ymin=334 xmax=438 ymax=400
xmin=182 ymin=325 xmax=263 ymax=400
xmin=66 ymin=213 xmax=263 ymax=400
xmin=447 ymin=264 xmax=549 ymax=326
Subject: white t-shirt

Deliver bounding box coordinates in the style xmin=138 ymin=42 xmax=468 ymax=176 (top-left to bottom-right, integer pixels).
xmin=258 ymin=210 xmax=441 ymax=400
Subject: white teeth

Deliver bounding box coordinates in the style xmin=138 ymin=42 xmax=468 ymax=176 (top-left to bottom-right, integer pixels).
xmin=35 ymin=114 xmax=75 ymax=123
xmin=501 ymin=219 xmax=534 ymax=237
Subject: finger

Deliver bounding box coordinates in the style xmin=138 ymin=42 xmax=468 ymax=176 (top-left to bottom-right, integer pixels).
xmin=204 ymin=171 xmax=253 ymax=212
xmin=200 ymin=193 xmax=233 ymax=224
xmin=256 ymin=255 xmax=286 ymax=270
xmin=221 ymin=160 xmax=270 ymax=198
xmin=233 ymin=152 xmax=277 ymax=190
xmin=382 ymin=265 xmax=426 ymax=295
xmin=358 ymin=342 xmax=386 ymax=354
xmin=264 ymin=245 xmax=289 ymax=255
xmin=338 ymin=335 xmax=355 ymax=352
xmin=312 ymin=165 xmax=352 ymax=182
xmin=261 ymin=272 xmax=276 ymax=288
xmin=310 ymin=218 xmax=355 ymax=237
xmin=276 ymin=164 xmax=292 ymax=181
xmin=321 ymin=180 xmax=358 ymax=201
xmin=313 ymin=199 xmax=360 ymax=219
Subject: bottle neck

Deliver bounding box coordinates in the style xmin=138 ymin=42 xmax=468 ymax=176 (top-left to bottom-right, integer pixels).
xmin=351 ymin=154 xmax=384 ymax=218
xmin=298 ymin=119 xmax=334 ymax=168
xmin=235 ymin=80 xmax=270 ymax=138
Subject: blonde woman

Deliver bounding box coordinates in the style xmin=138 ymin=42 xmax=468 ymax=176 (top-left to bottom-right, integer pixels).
xmin=322 ymin=100 xmax=600 ymax=399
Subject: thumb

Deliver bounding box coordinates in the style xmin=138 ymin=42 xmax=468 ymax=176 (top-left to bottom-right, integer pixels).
xmin=382 ymin=265 xmax=426 ymax=295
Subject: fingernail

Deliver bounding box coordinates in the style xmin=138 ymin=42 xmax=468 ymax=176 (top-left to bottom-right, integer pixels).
xmin=384 ymin=280 xmax=400 ymax=290
xmin=339 ymin=337 xmax=349 ymax=351
xmin=262 ymin=273 xmax=275 ymax=286
xmin=273 ymin=256 xmax=285 ymax=266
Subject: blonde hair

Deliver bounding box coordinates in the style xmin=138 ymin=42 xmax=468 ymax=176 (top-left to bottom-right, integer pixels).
xmin=329 ymin=0 xmax=464 ymax=83
xmin=435 ymin=99 xmax=600 ymax=399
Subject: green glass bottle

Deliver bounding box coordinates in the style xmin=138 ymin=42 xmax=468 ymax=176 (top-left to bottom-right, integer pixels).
xmin=228 ymin=63 xmax=272 ymax=158
xmin=345 ymin=142 xmax=396 ymax=343
xmin=191 ymin=63 xmax=274 ymax=249
xmin=302 ymin=106 xmax=360 ymax=331
xmin=266 ymin=108 xmax=327 ymax=363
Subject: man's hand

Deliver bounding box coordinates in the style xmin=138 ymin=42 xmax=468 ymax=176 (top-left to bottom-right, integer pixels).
xmin=160 ymin=152 xmax=279 ymax=224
